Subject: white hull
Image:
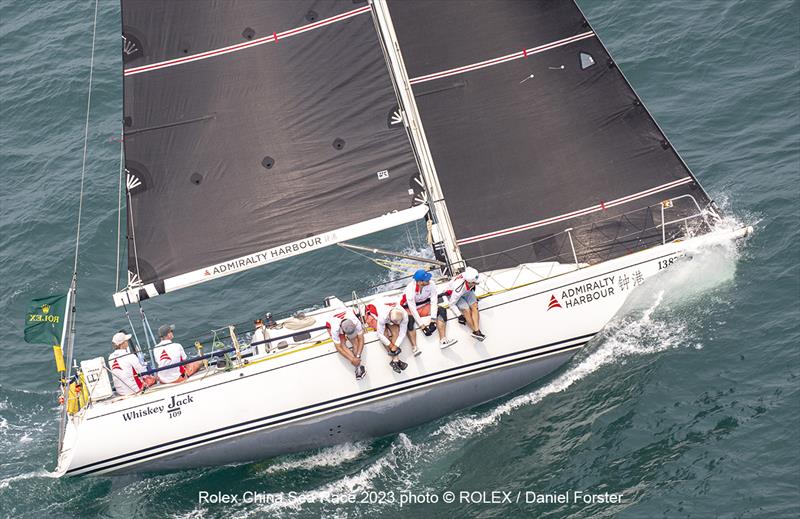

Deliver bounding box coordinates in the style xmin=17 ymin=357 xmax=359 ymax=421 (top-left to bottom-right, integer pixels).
xmin=57 ymin=227 xmax=750 ymax=476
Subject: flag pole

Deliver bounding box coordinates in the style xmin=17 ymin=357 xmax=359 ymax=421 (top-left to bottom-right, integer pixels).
xmin=57 ymin=275 xmax=76 ymax=452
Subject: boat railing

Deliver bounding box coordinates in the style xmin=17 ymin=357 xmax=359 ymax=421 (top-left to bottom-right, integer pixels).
xmin=136 ymin=325 xmax=331 ymax=379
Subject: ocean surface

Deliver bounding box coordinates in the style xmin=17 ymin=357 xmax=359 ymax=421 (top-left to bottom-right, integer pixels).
xmin=0 ymin=0 xmax=798 ymax=517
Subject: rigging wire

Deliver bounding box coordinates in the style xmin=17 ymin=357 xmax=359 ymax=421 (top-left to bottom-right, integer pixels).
xmin=59 ymin=0 xmax=100 ymax=451
xmin=72 ymin=0 xmax=100 ymax=277
xmin=115 ymin=132 xmax=124 ymax=293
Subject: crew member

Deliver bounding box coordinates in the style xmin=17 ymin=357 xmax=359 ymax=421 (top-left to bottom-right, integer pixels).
xmin=446 ymin=266 xmax=486 ymax=341
xmin=108 ymin=331 xmax=156 ymax=396
xmin=326 ymin=307 xmax=366 ymax=380
xmin=402 ymin=269 xmax=457 ymax=353
xmin=364 ymin=301 xmax=409 ymax=373
xmin=250 ymin=318 xmax=269 ymax=355
xmin=153 ymin=324 xmax=202 ymax=384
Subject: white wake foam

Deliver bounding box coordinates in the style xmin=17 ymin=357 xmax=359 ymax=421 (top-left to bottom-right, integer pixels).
xmin=230 ymin=434 xmax=418 ymax=518
xmin=0 ymin=469 xmax=60 ymax=489
xmin=434 ymin=290 xmax=681 ymax=440
xmin=261 ymin=442 xmax=369 ymax=474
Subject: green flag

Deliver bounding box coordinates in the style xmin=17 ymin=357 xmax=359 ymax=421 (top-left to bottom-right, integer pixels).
xmin=24 ymin=294 xmax=67 ymax=345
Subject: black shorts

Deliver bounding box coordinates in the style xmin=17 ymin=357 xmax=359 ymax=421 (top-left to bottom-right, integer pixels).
xmin=404 ymin=297 xmax=447 ymax=331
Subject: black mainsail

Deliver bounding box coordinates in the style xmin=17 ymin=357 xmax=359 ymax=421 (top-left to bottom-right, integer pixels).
xmin=116 ymin=0 xmax=423 ymax=305
xmin=383 ymin=0 xmax=716 ymax=271
xmin=116 ymin=0 xmax=720 ymax=304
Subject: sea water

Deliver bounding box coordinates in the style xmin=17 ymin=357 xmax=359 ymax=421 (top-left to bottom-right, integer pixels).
xmin=0 ymin=1 xmax=797 ymax=517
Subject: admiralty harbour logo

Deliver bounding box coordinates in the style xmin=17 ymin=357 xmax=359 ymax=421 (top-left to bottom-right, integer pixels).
xmin=549 ymin=276 xmax=617 ymax=310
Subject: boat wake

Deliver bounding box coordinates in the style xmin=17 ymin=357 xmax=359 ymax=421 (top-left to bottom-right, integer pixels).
xmin=0 ymin=470 xmax=60 ymax=490
xmin=226 ymin=435 xmax=419 ymax=518
xmin=259 ymin=442 xmax=369 ymax=474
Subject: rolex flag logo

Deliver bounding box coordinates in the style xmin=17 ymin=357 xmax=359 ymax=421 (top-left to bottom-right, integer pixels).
xmin=24 ymin=294 xmax=67 ymax=345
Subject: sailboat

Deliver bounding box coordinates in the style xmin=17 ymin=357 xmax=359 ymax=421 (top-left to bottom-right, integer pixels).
xmin=52 ymin=0 xmax=751 ymax=476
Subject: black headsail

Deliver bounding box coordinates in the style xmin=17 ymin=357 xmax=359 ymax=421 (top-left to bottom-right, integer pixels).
xmin=116 ymin=0 xmax=423 ymax=305
xmin=383 ymin=0 xmax=716 ymax=272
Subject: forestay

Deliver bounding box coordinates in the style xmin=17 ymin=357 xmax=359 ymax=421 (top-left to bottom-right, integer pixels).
xmin=385 ymin=0 xmax=715 ymax=271
xmin=116 ymin=0 xmax=422 ymax=305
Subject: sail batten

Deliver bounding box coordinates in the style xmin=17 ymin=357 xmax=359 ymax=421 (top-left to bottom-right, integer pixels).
xmin=124 ymin=5 xmax=372 ymax=76
xmin=408 ymin=31 xmax=596 ymax=85
xmin=457 ymin=177 xmax=695 ymax=246
xmin=120 ymin=0 xmax=421 ymax=299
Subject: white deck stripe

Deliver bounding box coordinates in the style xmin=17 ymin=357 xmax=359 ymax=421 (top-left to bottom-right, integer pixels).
xmin=123 ymin=5 xmax=371 ymax=77
xmin=409 ymin=31 xmax=595 ymax=85
xmin=457 ymin=177 xmax=694 ymax=245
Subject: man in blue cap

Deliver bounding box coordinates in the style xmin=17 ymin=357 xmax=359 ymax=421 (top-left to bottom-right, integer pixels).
xmin=400 ymin=269 xmax=457 ymax=355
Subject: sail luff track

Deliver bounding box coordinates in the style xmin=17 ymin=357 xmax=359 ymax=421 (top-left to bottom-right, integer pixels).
xmin=371 ymin=0 xmax=464 ymax=270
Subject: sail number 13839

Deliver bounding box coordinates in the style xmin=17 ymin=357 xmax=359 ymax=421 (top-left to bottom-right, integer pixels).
xmin=658 ymin=256 xmax=678 ymax=270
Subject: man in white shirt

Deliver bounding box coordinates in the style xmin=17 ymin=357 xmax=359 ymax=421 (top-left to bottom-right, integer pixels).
xmin=250 ymin=318 xmax=269 ymax=355
xmin=153 ymin=324 xmax=202 ymax=384
xmin=401 ymin=269 xmax=457 ymax=354
xmin=363 ymin=301 xmax=409 ymax=373
xmin=326 ymin=307 xmax=366 ymax=380
xmin=445 ymin=266 xmax=486 ymax=341
xmin=108 ymin=331 xmax=156 ymax=396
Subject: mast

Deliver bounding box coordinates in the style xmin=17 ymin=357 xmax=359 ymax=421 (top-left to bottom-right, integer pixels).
xmin=370 ymin=0 xmax=464 ymax=272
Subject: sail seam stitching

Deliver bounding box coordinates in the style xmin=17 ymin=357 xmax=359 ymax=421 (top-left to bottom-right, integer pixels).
xmin=457 ymin=177 xmax=694 ymax=245
xmin=123 ymin=5 xmax=372 ymax=76
xmin=409 ymin=31 xmax=596 ymax=85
